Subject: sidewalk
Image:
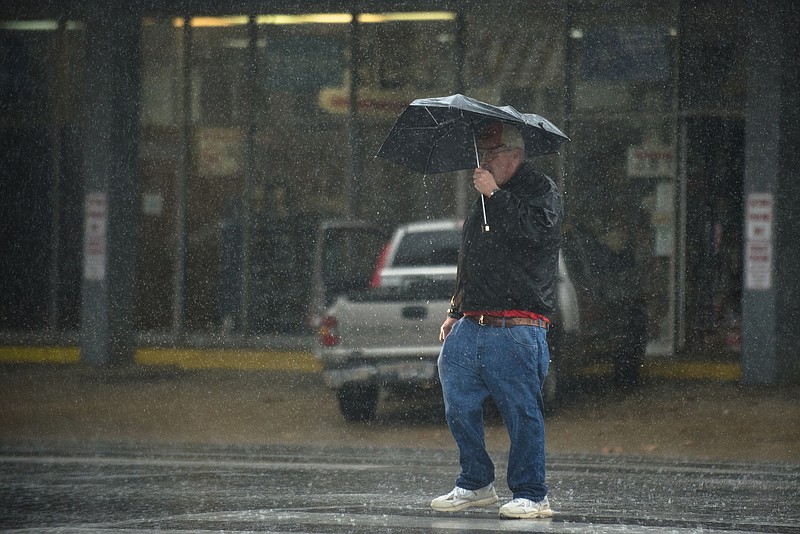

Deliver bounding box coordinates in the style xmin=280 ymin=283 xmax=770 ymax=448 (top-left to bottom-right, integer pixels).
xmin=1 ymin=362 xmax=798 ymax=463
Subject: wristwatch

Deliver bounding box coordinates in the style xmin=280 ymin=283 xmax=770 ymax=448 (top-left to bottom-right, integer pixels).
xmin=489 ymin=187 xmax=501 ymax=198
xmin=447 ymin=306 xmax=463 ymax=319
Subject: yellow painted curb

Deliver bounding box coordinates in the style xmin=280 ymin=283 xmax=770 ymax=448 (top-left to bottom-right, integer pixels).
xmin=579 ymin=361 xmax=741 ymax=382
xmin=644 ymin=361 xmax=741 ymax=382
xmin=0 ymin=346 xmax=80 ymax=364
xmin=0 ymin=346 xmax=322 ymax=372
xmin=136 ymin=348 xmax=322 ymax=372
xmin=1 ymin=346 xmax=739 ymax=380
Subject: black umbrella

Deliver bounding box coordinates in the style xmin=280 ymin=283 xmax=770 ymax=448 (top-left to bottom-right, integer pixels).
xmin=376 ymin=94 xmax=569 ymax=230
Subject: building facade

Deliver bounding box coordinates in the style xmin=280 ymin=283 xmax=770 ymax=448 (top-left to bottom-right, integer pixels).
xmin=1 ymin=0 xmax=797 ymax=381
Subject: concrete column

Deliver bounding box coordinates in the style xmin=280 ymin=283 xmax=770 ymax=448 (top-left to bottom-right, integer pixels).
xmin=741 ymin=0 xmax=800 ymax=384
xmin=80 ymin=4 xmax=142 ymax=365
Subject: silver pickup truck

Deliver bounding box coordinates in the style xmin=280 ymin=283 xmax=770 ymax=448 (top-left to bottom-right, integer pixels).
xmin=314 ymin=219 xmax=583 ymax=422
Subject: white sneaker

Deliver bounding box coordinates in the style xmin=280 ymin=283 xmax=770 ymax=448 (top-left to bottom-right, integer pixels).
xmin=498 ymin=496 xmax=553 ymax=519
xmin=430 ymin=484 xmax=499 ymax=512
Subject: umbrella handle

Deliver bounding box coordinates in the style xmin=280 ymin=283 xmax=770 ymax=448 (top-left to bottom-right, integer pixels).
xmin=473 ymin=131 xmax=490 ymax=232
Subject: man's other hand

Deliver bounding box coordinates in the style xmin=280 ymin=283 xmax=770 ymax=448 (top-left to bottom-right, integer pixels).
xmin=439 ymin=317 xmax=459 ymax=342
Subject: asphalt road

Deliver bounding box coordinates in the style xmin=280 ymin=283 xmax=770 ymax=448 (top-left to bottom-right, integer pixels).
xmin=1 ymin=364 xmax=799 ymax=532
xmin=1 ymin=443 xmax=798 ymax=533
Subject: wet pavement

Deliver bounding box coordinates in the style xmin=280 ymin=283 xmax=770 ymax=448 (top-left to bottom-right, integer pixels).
xmin=1 ymin=364 xmax=799 ymax=532
xmin=1 ymin=443 xmax=798 ymax=533
xmin=2 ymin=364 xmax=798 ymax=462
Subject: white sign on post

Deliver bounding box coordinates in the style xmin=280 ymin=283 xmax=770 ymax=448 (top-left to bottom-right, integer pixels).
xmin=744 ymin=193 xmax=773 ymax=290
xmin=83 ymin=192 xmax=108 ymax=281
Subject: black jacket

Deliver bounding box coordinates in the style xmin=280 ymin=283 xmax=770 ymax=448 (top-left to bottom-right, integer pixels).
xmin=451 ymin=161 xmax=562 ymax=318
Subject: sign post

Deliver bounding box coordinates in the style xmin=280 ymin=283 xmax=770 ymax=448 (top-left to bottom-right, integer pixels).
xmin=79 ymin=3 xmax=141 ymax=366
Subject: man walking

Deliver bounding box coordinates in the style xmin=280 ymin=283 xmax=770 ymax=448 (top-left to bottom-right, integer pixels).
xmin=432 ymin=120 xmax=562 ymax=519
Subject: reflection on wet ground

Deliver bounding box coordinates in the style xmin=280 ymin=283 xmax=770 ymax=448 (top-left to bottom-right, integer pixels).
xmin=1 ymin=364 xmax=799 ymax=531
xmin=1 ymin=443 xmax=798 ymax=533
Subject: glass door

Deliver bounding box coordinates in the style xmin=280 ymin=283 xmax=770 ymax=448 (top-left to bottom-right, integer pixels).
xmin=565 ymin=6 xmax=679 ymax=355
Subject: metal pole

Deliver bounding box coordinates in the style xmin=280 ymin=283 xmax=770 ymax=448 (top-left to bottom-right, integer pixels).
xmin=348 ymin=13 xmax=361 ymax=218
xmin=454 ymin=11 xmax=468 ymax=219
xmin=173 ymin=15 xmax=191 ymax=340
xmin=562 ymin=7 xmax=576 ymax=205
xmin=80 ymin=1 xmax=140 ymax=365
xmin=47 ymin=16 xmax=68 ymax=336
xmin=741 ymin=0 xmax=783 ymax=385
xmin=239 ymin=14 xmax=258 ymax=334
xmin=673 ymin=2 xmax=687 ymax=353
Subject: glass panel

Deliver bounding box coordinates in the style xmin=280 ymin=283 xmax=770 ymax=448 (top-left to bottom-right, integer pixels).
xmin=572 ymin=27 xmax=675 ymax=115
xmin=56 ymin=21 xmax=86 ymax=332
xmin=683 ymin=118 xmax=744 ymax=354
xmin=0 ymin=22 xmax=57 ymax=331
xmin=392 ymin=230 xmax=460 ymax=267
xmin=185 ymin=16 xmax=249 ymax=334
xmin=248 ymin=16 xmax=351 ymax=334
xmin=567 ymin=7 xmax=678 ymax=355
xmin=680 ymin=2 xmax=746 ymax=113
xmin=462 ymin=5 xmax=566 ymax=182
xmin=566 ymin=117 xmax=676 ymax=352
xmin=137 ymin=17 xmax=184 ymax=332
xmin=358 ymin=13 xmax=459 ymax=224
xmin=678 ymin=2 xmax=746 ymax=356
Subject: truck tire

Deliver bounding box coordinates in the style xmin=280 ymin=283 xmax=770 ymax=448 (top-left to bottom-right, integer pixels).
xmin=337 ymin=384 xmax=379 ymax=422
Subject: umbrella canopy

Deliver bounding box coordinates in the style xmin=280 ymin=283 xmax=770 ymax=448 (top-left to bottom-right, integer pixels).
xmin=377 ymin=94 xmax=570 ymax=175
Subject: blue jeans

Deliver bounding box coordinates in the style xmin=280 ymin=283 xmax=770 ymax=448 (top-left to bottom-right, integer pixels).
xmin=438 ymin=317 xmax=550 ymax=501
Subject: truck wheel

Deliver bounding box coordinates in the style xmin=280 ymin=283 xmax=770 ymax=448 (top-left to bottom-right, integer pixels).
xmin=337 ymin=385 xmax=379 ymax=422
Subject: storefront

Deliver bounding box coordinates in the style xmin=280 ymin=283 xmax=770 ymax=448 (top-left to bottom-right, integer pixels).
xmin=1 ymin=0 xmax=797 ymax=380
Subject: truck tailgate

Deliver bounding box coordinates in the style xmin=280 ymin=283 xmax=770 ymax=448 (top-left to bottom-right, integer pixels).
xmin=330 ymin=297 xmax=448 ymax=357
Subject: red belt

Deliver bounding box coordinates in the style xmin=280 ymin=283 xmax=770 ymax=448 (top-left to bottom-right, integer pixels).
xmin=465 ymin=315 xmax=549 ymax=330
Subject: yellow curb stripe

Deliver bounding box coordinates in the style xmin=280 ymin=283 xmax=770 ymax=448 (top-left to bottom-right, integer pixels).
xmin=0 ymin=346 xmax=321 ymax=372
xmin=0 ymin=346 xmax=80 ymax=364
xmin=643 ymin=361 xmax=741 ymax=381
xmin=0 ymin=346 xmax=739 ymax=380
xmin=578 ymin=361 xmax=741 ymax=382
xmin=578 ymin=362 xmax=614 ymax=376
xmin=135 ymin=348 xmax=322 ymax=372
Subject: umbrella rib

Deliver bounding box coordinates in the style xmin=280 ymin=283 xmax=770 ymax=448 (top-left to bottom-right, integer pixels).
xmin=424 ymin=106 xmax=440 ymax=125
xmin=421 ymin=119 xmax=462 ymax=173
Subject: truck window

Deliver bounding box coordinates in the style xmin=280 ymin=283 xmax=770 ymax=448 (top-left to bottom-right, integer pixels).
xmin=320 ymin=227 xmax=388 ymax=306
xmin=392 ymin=230 xmax=460 ymax=267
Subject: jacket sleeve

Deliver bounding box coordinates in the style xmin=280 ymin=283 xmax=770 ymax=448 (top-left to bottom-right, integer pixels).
xmin=485 ymin=179 xmax=562 ymax=247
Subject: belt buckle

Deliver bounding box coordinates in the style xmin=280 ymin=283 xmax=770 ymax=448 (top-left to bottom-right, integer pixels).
xmin=478 ymin=314 xmax=487 ymax=326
